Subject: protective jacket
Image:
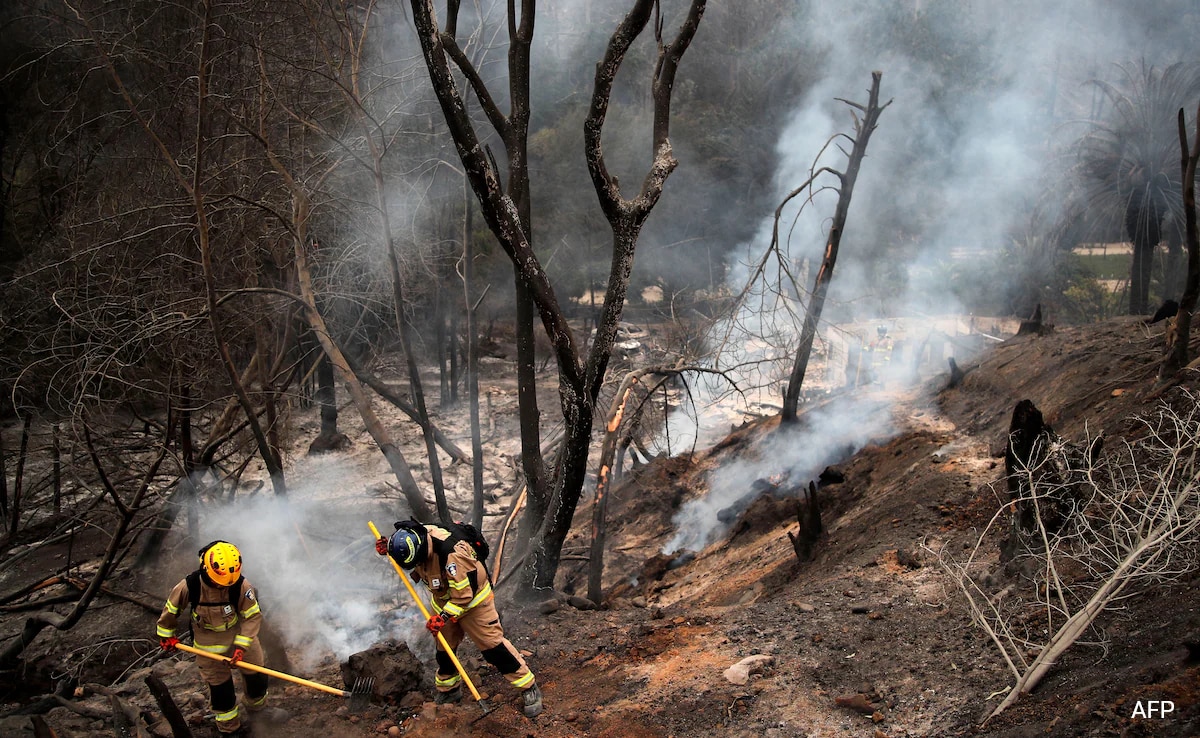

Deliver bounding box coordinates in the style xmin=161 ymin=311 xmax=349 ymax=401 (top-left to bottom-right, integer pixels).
xmin=407 ymin=524 xmax=533 ymax=694
xmin=156 ymin=574 xmax=263 ymax=655
xmin=411 ymin=525 xmax=492 ymax=621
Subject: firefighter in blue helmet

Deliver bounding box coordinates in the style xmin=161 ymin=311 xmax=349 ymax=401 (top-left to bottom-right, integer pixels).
xmin=376 ymin=521 xmax=543 ymax=717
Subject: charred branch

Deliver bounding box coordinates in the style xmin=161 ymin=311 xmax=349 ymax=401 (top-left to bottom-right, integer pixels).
xmin=144 ymin=674 xmax=194 ymax=738
xmin=787 ymin=481 xmax=823 ymax=562
xmin=344 ymin=355 xmax=470 ymax=464
xmin=0 ymin=433 xmax=167 ymax=665
xmin=294 ymin=242 xmax=431 ymax=522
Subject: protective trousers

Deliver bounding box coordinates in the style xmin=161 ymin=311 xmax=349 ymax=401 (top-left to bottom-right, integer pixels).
xmin=194 ymin=637 xmax=268 ymax=733
xmin=433 ymin=595 xmax=533 ymax=693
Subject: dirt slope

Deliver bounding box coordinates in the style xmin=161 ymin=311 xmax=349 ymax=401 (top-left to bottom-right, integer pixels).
xmin=4 ymin=315 xmax=1199 ymax=738
xmin=408 ymin=316 xmax=1197 ymax=738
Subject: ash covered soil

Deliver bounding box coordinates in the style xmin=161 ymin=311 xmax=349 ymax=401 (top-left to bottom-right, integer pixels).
xmin=3 ymin=316 xmax=1200 ymax=738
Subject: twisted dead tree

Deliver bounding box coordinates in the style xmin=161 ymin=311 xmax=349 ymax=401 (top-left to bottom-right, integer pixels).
xmin=70 ymin=0 xmax=288 ymax=496
xmin=409 ymin=0 xmax=708 ymax=593
xmin=294 ymin=242 xmax=433 ymax=521
xmin=587 ymin=364 xmax=707 ymax=604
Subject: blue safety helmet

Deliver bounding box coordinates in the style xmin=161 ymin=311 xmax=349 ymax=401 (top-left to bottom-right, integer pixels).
xmin=389 ymin=523 xmax=427 ymax=569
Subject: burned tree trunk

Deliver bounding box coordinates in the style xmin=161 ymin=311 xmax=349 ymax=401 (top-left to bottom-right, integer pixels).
xmin=463 ymin=181 xmax=485 ymax=530
xmin=787 ymin=481 xmax=823 ymax=562
xmin=134 ymin=384 xmax=198 ymax=568
xmin=947 ymin=357 xmax=969 ymax=388
xmin=0 ymin=428 xmax=167 ymax=665
xmin=588 ymin=372 xmax=642 ymax=604
xmin=409 ymin=0 xmax=707 ymax=595
xmin=307 ymin=351 xmax=349 ymax=455
xmin=6 ymin=412 xmax=31 ymax=538
xmin=1163 ymin=104 xmax=1200 ymax=376
xmin=51 ymin=422 xmax=61 ymax=515
xmin=1001 ymin=399 xmax=1102 ymax=561
xmin=781 ymin=73 xmax=890 ymax=422
xmin=144 ymin=674 xmax=193 ymax=738
xmin=1016 ymin=304 xmax=1051 ymax=336
xmin=346 ymin=358 xmax=469 ymax=464
xmin=31 ymin=716 xmax=57 ymax=738
xmin=0 ymin=427 xmax=6 ymax=522
xmin=294 ymin=242 xmax=432 ymax=522
xmin=1004 ymin=399 xmax=1052 ymax=535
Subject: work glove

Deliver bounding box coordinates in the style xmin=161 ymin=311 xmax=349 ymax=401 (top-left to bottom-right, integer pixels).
xmin=375 ymin=536 xmax=389 ymax=556
xmin=426 ymin=613 xmax=455 ymax=635
xmin=159 ymin=637 xmax=179 ymax=652
xmin=228 ymin=647 xmax=246 ymax=665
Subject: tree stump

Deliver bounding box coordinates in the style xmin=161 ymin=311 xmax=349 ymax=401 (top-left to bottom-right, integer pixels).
xmin=787 ymin=481 xmax=823 ymax=562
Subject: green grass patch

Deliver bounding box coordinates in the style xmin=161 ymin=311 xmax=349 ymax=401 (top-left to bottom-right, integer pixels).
xmin=1074 ymin=253 xmax=1127 ymax=280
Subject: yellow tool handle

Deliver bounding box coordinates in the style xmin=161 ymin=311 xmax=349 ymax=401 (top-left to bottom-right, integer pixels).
xmin=369 ymin=521 xmax=483 ymax=702
xmin=175 ymin=643 xmax=349 ymax=698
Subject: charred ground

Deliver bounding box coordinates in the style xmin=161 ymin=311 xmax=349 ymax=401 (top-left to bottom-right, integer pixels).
xmin=2 ymin=316 xmax=1199 ymax=738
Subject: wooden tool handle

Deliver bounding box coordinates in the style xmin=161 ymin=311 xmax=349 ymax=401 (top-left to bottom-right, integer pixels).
xmin=175 ymin=643 xmax=348 ymax=697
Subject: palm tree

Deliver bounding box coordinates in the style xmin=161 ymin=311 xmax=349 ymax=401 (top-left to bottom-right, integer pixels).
xmin=1072 ymin=61 xmax=1200 ymax=315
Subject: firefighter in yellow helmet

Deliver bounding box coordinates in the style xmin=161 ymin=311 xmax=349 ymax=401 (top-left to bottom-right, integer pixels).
xmin=375 ymin=521 xmax=543 ymax=717
xmin=156 ymin=541 xmax=288 ymax=735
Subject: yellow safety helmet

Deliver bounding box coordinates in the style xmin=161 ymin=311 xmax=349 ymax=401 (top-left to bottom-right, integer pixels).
xmin=199 ymin=541 xmax=242 ymax=587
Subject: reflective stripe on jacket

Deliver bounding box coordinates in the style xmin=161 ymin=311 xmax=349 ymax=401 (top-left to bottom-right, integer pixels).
xmin=413 ymin=526 xmax=490 ymax=619
xmin=156 ymin=575 xmax=263 ymax=649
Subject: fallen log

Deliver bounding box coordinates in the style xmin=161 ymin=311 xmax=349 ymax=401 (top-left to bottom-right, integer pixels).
xmin=0 ymin=593 xmax=78 ymax=613
xmin=0 ymin=575 xmax=66 ymax=606
xmin=64 ymin=577 xmax=160 ymax=614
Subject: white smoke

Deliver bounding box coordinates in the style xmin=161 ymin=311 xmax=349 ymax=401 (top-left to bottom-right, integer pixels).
xmin=660 ymin=0 xmax=1186 ymax=552
xmin=191 ymin=454 xmax=430 ymax=671
xmin=664 ymin=395 xmax=893 ymax=554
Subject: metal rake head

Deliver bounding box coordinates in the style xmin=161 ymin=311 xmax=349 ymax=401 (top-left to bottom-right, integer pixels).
xmin=348 ymin=676 xmax=374 ymax=713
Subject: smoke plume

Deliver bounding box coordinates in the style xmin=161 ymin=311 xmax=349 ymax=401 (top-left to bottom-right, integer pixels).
xmin=193 ymin=454 xmax=430 ymax=670
xmin=661 ymin=0 xmax=1197 ymax=551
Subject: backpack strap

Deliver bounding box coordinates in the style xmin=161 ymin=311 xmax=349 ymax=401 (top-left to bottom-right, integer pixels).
xmin=432 ymin=534 xmax=458 ymax=572
xmin=186 ymin=570 xmax=202 ymax=612
xmin=227 ymin=576 xmax=244 ymax=607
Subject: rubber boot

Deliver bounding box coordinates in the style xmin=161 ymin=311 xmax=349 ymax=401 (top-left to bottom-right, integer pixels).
xmin=522 ymin=684 xmax=543 ymax=717
xmin=435 ymin=686 xmax=462 ymax=705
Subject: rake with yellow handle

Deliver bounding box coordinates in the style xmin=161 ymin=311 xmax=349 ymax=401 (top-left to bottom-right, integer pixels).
xmin=368 ymin=521 xmax=493 ymax=715
xmin=173 ymin=642 xmax=373 ymax=711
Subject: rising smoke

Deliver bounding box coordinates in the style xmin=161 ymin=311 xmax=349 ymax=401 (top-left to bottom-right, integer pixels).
xmin=191 ymin=454 xmax=430 ymax=670
xmin=661 ymin=0 xmax=1199 ymax=552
